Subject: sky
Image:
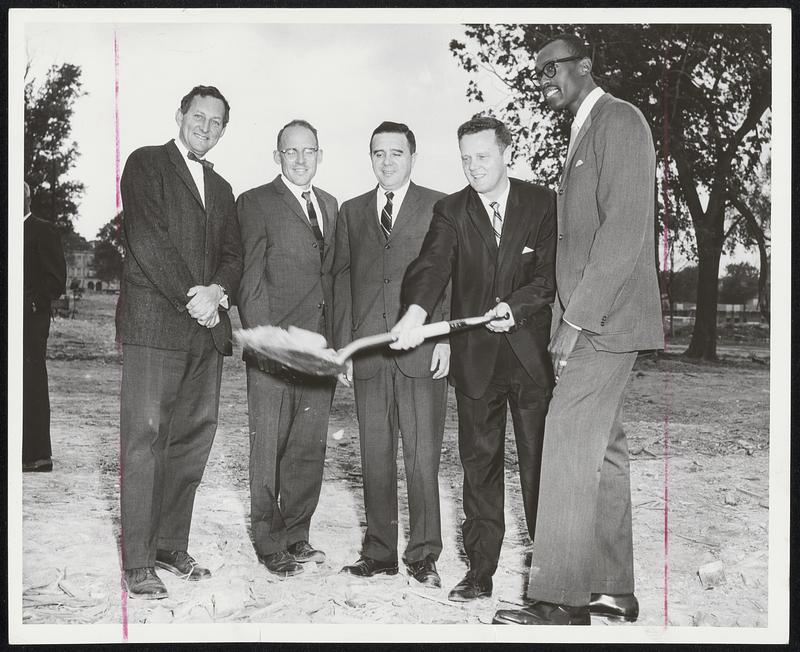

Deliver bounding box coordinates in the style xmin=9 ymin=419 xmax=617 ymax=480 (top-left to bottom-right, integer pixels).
xmin=17 ymin=9 xmax=783 ymax=268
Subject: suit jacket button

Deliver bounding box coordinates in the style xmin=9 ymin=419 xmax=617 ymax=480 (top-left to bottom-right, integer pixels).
xmin=385 ymin=244 xmax=390 ymax=249
xmin=312 ymin=242 xmax=318 ymax=248
xmin=317 ymin=303 xmax=322 ymax=309
xmin=384 ymin=279 xmax=390 ymax=284
xmin=558 ymin=188 xmax=564 ymax=195
xmin=382 ymin=312 xmax=386 ymax=319
xmin=495 ymin=296 xmax=501 ymax=303
xmin=558 ymin=234 xmax=564 ymax=240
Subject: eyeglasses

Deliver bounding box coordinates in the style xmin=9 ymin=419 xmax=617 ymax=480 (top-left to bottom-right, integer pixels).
xmin=278 ymin=147 xmax=319 ymax=160
xmin=533 ymin=55 xmax=583 ymax=83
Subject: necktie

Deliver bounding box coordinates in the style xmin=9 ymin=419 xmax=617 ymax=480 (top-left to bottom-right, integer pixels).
xmin=301 ymin=190 xmax=324 ymax=261
xmin=381 ymin=191 xmax=394 ymax=239
xmin=490 ymin=201 xmax=503 ymax=246
xmin=187 ymin=151 xmax=214 ymax=169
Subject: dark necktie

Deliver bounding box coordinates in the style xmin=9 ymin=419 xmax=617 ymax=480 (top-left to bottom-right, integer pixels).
xmin=301 ymin=190 xmax=324 ymax=261
xmin=187 ymin=151 xmax=213 ymax=169
xmin=381 ymin=191 xmax=394 ymax=239
xmin=490 ymin=201 xmax=503 ymax=245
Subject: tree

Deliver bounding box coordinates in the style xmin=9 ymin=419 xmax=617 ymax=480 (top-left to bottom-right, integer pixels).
xmin=450 ymin=24 xmax=771 ymax=359
xmin=24 ymin=62 xmax=86 ymax=234
xmin=718 ymin=262 xmax=759 ymax=305
xmin=92 ymin=213 xmax=125 ymax=284
xmin=669 ymin=265 xmax=699 ymax=304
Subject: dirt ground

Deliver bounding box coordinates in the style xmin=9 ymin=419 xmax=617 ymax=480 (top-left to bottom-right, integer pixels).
xmin=19 ymin=293 xmax=770 ymax=637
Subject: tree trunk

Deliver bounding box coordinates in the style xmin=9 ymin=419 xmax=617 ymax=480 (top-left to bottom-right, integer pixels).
xmin=684 ymin=243 xmax=722 ymax=359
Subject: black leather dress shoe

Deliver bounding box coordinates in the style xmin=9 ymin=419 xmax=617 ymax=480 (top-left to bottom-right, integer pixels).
xmin=405 ymin=555 xmax=441 ymax=588
xmin=124 ymin=567 xmax=168 ymax=600
xmin=156 ymin=550 xmax=211 ymax=581
xmin=23 ymin=458 xmax=53 ymax=472
xmin=340 ymin=556 xmax=398 ymax=577
xmin=447 ymin=572 xmax=492 ymax=602
xmin=493 ymin=601 xmax=590 ymax=625
xmin=589 ymin=592 xmax=639 ymax=622
xmin=288 ymin=540 xmax=326 ymax=564
xmin=261 ymin=550 xmax=304 ymax=577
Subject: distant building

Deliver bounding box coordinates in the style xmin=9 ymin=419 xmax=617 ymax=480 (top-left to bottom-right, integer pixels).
xmin=64 ymin=241 xmax=120 ymax=293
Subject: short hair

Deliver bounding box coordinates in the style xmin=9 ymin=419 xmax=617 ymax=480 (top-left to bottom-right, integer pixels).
xmin=539 ymin=33 xmax=591 ymax=60
xmin=457 ymin=116 xmax=512 ymax=150
xmin=277 ymin=119 xmax=319 ymax=150
xmin=179 ymin=85 xmax=231 ymax=127
xmin=370 ymin=121 xmax=417 ymax=155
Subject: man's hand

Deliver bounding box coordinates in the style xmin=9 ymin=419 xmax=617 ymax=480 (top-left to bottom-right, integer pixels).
xmin=389 ymin=304 xmax=428 ymax=350
xmin=338 ymin=359 xmax=353 ymax=388
xmin=485 ymin=301 xmax=515 ymax=332
xmin=187 ymin=285 xmax=224 ymax=323
xmin=430 ymin=342 xmax=451 ymax=379
xmin=548 ymin=319 xmax=581 ymax=383
xmin=198 ymin=312 xmax=221 ymax=329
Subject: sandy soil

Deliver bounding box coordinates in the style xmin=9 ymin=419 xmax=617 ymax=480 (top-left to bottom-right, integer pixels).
xmin=20 ymin=294 xmax=770 ymax=633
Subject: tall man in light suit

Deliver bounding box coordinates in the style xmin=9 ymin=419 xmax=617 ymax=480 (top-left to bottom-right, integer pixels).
xmin=117 ymin=85 xmax=242 ymax=599
xmin=333 ymin=122 xmax=449 ymax=587
xmin=237 ymin=119 xmax=338 ymax=578
xmin=494 ymin=34 xmax=664 ymax=626
xmin=392 ymin=116 xmax=556 ymax=602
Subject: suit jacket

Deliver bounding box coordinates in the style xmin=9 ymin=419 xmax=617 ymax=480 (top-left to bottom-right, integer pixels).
xmin=332 ymin=182 xmax=448 ymax=380
xmin=24 ymin=214 xmax=66 ymax=325
xmin=555 ymin=92 xmax=664 ymax=351
xmin=236 ymin=175 xmax=338 ymax=346
xmin=402 ymin=178 xmax=556 ymax=399
xmin=116 ymin=139 xmax=243 ymax=356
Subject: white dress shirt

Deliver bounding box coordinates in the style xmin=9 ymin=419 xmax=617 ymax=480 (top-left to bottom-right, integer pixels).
xmin=375 ymin=179 xmax=411 ymax=229
xmin=281 ymin=175 xmax=324 ymax=235
xmin=174 ymin=138 xmax=206 ymax=206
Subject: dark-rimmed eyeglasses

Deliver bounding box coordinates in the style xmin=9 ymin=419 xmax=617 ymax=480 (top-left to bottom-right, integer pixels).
xmin=278 ymin=147 xmax=318 ymax=160
xmin=533 ymin=55 xmax=583 ymax=83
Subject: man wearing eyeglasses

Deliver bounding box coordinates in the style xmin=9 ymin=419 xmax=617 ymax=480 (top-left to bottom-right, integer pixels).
xmin=236 ymin=119 xmax=338 ymax=578
xmin=493 ymin=34 xmax=663 ymax=626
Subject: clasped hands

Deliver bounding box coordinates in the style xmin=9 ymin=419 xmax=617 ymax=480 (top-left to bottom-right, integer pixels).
xmin=186 ymin=284 xmax=225 ymax=328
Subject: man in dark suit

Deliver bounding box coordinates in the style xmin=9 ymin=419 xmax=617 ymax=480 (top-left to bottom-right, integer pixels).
xmin=391 ymin=116 xmax=556 ymax=602
xmin=494 ymin=34 xmax=663 ymax=626
xmin=23 ymin=181 xmax=66 ymax=473
xmin=117 ymin=85 xmax=242 ymax=600
xmin=236 ymin=119 xmax=338 ymax=578
xmin=332 ymin=122 xmax=449 ymax=587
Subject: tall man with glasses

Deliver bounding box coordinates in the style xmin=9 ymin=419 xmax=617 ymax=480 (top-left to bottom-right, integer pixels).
xmin=493 ymin=34 xmax=663 ymax=626
xmin=237 ymin=119 xmax=338 ymax=578
xmin=332 ymin=121 xmax=449 ymax=587
xmin=117 ymin=85 xmax=242 ymax=599
xmin=391 ymin=116 xmax=556 ymax=603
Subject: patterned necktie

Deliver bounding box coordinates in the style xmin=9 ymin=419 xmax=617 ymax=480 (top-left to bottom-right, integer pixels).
xmin=187 ymin=151 xmax=213 ymax=169
xmin=381 ymin=191 xmax=394 ymax=239
xmin=301 ymin=190 xmax=324 ymax=261
xmin=490 ymin=201 xmax=503 ymax=245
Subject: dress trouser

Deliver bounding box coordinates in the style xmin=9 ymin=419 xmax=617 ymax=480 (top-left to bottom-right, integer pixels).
xmin=23 ymin=308 xmax=53 ymax=463
xmin=354 ymin=360 xmax=447 ymax=564
xmin=120 ymin=330 xmax=223 ymax=570
xmin=454 ymin=337 xmax=550 ymax=581
xmin=525 ymin=333 xmax=637 ymax=606
xmin=246 ymin=366 xmax=334 ymax=556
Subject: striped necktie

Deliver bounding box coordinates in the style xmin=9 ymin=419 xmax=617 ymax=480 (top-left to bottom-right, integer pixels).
xmin=301 ymin=190 xmax=324 ymax=261
xmin=381 ymin=191 xmax=394 ymax=239
xmin=490 ymin=201 xmax=503 ymax=245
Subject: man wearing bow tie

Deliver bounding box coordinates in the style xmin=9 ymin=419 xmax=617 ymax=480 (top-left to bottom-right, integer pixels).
xmin=117 ymin=85 xmax=242 ymax=599
xmin=391 ymin=116 xmax=556 ymax=602
xmin=332 ymin=122 xmax=449 ymax=587
xmin=236 ymin=119 xmax=338 ymax=578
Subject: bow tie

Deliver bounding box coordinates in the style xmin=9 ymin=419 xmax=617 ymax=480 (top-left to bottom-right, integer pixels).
xmin=187 ymin=151 xmax=214 ymax=170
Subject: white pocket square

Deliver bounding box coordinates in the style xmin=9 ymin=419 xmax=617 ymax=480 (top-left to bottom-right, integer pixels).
xmin=574 ymin=159 xmax=584 ymax=167
xmin=522 ymin=246 xmax=535 ymax=254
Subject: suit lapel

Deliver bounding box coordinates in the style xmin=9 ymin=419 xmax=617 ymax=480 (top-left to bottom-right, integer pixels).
xmin=466 ymin=189 xmax=498 ymax=255
xmin=166 ymin=140 xmax=205 ymax=210
xmin=562 ymin=92 xmax=612 ymax=184
xmin=275 ymin=175 xmax=314 ymax=234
